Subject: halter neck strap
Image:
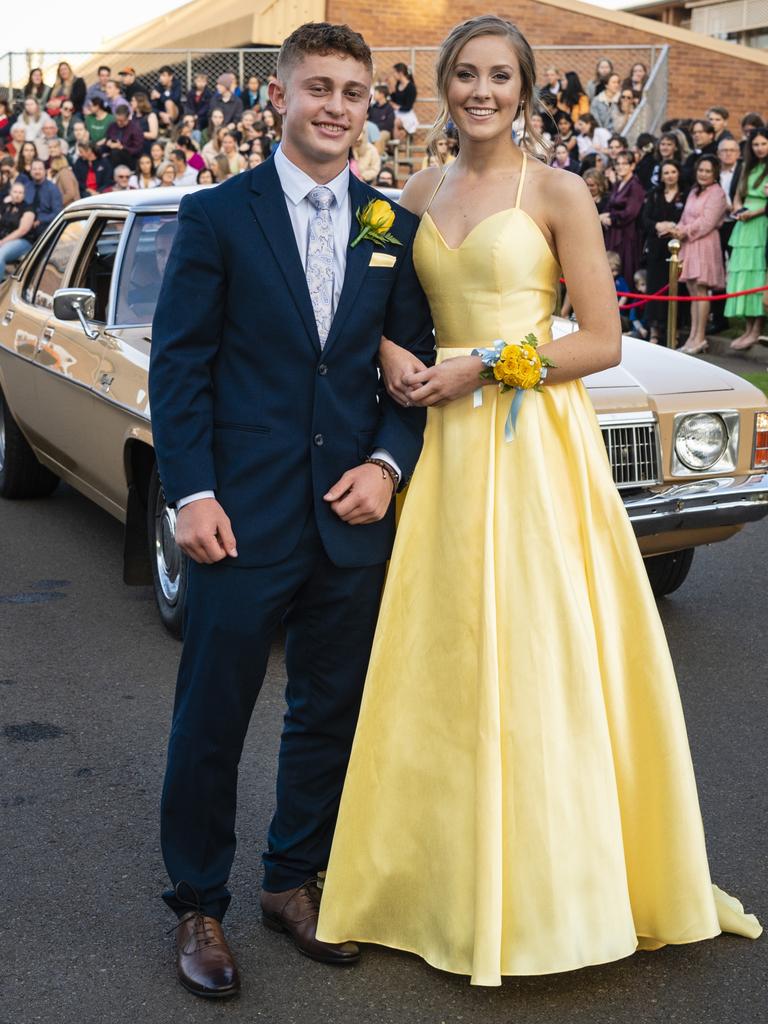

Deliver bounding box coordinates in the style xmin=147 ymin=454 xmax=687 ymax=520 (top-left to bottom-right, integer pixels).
xmin=424 ymin=169 xmax=448 ymax=215
xmin=514 ymin=151 xmax=528 ymax=209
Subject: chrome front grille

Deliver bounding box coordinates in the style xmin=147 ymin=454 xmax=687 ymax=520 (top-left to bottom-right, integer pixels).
xmin=599 ymin=415 xmax=661 ymax=489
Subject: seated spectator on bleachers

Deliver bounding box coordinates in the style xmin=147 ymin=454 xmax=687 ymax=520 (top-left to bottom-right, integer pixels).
xmin=557 ymin=71 xmax=589 ymax=123
xmin=85 ymin=97 xmax=114 ymax=146
xmin=70 ymin=121 xmax=91 ymax=157
xmin=251 ymin=121 xmax=273 ymax=159
xmin=575 ymin=113 xmax=611 ymax=163
xmin=210 ymin=153 xmax=233 ymax=183
xmin=707 ymin=106 xmax=733 ymax=145
xmin=117 ymin=67 xmax=143 ymax=104
xmin=0 ymin=157 xmax=18 ymax=201
xmin=85 ymin=66 xmax=112 ymax=111
xmin=262 ymin=108 xmax=282 ymax=143
xmin=196 ymin=167 xmax=214 ymax=184
xmin=236 ymin=110 xmax=258 ymax=155
xmin=55 ymin=100 xmax=83 ymax=146
xmin=151 ymin=66 xmax=182 ymax=130
xmin=24 ymin=69 xmax=52 ymax=110
xmin=241 ymin=76 xmax=263 ymax=111
xmin=530 ymin=111 xmax=553 ymax=148
xmin=14 ymin=98 xmax=54 ymax=144
xmin=107 ymin=165 xmax=133 ymax=191
xmin=104 ymin=79 xmax=126 ymax=114
xmin=591 ymin=72 xmax=622 ymax=132
xmin=683 ymin=120 xmax=717 ymax=181
xmin=0 ymin=180 xmax=36 ymax=281
xmin=369 ymin=85 xmax=395 ymax=156
xmin=622 ymin=62 xmax=648 ymax=102
xmin=48 ymin=149 xmax=79 ymax=207
xmin=200 ymin=108 xmax=225 ymax=147
xmin=219 ymin=133 xmax=246 ymax=176
xmin=550 ymin=141 xmax=580 ymax=173
xmin=36 ymin=121 xmax=69 ymax=163
xmin=131 ymin=92 xmax=159 ymax=154
xmin=554 ymin=111 xmax=578 ymax=157
xmin=183 ymin=73 xmax=214 ymax=132
xmin=376 ymin=166 xmax=395 ymax=188
xmin=179 ymin=113 xmax=202 ymax=146
xmin=24 ymin=159 xmax=63 ymax=241
xmin=352 ymin=129 xmax=380 ymax=182
xmin=156 ymin=161 xmax=177 ymax=187
xmin=102 ymin=105 xmax=144 ymax=169
xmin=175 ymin=135 xmax=205 ymax=173
xmin=586 ymin=57 xmax=614 ymax=103
xmin=16 ymin=141 xmax=39 ymax=180
xmin=0 ymin=100 xmax=11 ymax=148
xmin=6 ymin=125 xmax=27 ymax=160
xmin=47 ymin=62 xmax=86 ymax=118
xmin=248 ymin=149 xmax=264 ymax=170
xmin=211 ymin=74 xmax=244 ymax=128
xmin=170 ymin=148 xmax=198 ymax=185
xmin=612 ymin=87 xmax=638 ymax=136
xmin=129 ymin=153 xmax=160 ymax=189
xmin=201 ymin=126 xmax=226 ymax=168
xmin=389 ymin=63 xmax=418 ymax=139
xmin=73 ymin=141 xmax=113 ymax=196
xmin=420 ymin=133 xmax=454 ymax=170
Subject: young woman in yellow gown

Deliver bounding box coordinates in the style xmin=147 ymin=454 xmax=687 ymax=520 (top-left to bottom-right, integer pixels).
xmin=316 ymin=16 xmax=761 ymax=985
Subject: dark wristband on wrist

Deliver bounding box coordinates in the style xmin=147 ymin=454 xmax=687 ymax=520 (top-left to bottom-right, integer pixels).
xmin=365 ymin=457 xmax=398 ymax=493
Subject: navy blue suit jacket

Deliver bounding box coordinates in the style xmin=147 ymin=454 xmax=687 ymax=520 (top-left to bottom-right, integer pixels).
xmin=150 ymin=158 xmax=434 ymax=568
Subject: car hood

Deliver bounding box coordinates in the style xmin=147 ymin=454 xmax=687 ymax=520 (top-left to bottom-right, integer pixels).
xmin=586 ymin=338 xmax=734 ymax=395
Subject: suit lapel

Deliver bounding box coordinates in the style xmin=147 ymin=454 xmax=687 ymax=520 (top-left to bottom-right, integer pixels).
xmin=248 ymin=159 xmax=321 ymax=353
xmin=322 ymin=174 xmax=373 ymax=355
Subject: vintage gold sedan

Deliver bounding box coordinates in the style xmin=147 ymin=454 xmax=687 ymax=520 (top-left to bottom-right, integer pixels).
xmin=1 ymin=190 xmax=767 ymax=635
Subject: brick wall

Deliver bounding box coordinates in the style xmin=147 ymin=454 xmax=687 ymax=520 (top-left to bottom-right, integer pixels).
xmin=327 ymin=0 xmax=767 ymax=125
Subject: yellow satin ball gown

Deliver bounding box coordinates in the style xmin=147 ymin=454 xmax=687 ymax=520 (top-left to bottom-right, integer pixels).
xmin=316 ymin=152 xmax=761 ymax=985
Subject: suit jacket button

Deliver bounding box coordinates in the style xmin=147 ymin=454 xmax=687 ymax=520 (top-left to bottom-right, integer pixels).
xmin=313 ymin=433 xmax=324 ymax=446
xmin=318 ymin=363 xmax=328 ymax=376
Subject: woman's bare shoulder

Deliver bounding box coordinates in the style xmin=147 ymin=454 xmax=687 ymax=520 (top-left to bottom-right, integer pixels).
xmin=398 ymin=166 xmax=444 ymax=216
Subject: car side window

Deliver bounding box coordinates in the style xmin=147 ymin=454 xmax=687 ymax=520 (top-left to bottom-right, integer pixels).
xmin=24 ymin=219 xmax=90 ymax=310
xmin=69 ymin=218 xmax=126 ymax=323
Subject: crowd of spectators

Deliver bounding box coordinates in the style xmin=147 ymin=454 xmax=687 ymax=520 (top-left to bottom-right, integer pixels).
xmin=0 ymin=59 xmax=426 ymax=277
xmin=538 ymin=57 xmax=768 ymax=351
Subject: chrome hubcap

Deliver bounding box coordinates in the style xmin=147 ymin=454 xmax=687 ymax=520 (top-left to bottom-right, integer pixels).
xmin=154 ymin=487 xmax=181 ymax=604
xmin=0 ymin=394 xmax=6 ymax=474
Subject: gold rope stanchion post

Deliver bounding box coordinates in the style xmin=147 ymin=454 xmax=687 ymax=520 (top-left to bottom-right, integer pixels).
xmin=666 ymin=238 xmax=681 ymax=349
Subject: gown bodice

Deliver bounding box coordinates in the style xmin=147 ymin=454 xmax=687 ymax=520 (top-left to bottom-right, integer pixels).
xmin=412 ymin=152 xmax=560 ymax=351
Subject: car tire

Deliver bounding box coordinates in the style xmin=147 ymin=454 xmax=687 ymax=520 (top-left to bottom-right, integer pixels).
xmin=644 ymin=548 xmax=695 ymax=598
xmin=0 ymin=387 xmax=59 ymax=499
xmin=147 ymin=464 xmax=188 ymax=639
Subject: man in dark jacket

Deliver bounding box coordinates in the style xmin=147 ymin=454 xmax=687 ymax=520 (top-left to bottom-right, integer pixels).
xmin=73 ymin=141 xmax=113 ymax=195
xmin=23 ymin=159 xmax=62 ymax=241
xmin=102 ymin=104 xmax=143 ymax=169
xmin=183 ymin=72 xmax=214 ymax=130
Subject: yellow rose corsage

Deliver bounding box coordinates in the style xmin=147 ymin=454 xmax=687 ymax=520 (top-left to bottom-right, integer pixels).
xmin=472 ymin=333 xmax=556 ymax=441
xmin=351 ymin=199 xmax=403 ymax=249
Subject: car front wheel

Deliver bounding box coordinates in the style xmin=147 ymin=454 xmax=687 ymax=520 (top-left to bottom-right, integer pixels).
xmin=0 ymin=388 xmax=59 ymax=499
xmin=147 ymin=464 xmax=188 ymax=638
xmin=645 ymin=548 xmax=695 ymax=598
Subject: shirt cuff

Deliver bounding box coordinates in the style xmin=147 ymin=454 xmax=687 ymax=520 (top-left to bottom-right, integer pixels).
xmin=176 ymin=490 xmax=215 ymax=509
xmin=371 ymin=448 xmax=401 ymax=486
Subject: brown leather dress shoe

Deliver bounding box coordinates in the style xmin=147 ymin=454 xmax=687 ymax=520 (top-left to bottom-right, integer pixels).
xmin=175 ymin=911 xmax=241 ymax=998
xmin=260 ymin=878 xmax=360 ymax=965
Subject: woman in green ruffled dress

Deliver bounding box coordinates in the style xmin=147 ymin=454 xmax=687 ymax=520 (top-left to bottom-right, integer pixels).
xmin=725 ymin=128 xmax=768 ymax=350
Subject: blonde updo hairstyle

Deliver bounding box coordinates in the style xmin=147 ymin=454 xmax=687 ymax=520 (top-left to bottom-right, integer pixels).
xmin=429 ymin=15 xmax=547 ymax=158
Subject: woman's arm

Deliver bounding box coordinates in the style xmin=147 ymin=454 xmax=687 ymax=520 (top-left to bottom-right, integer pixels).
xmin=143 ymin=112 xmax=159 ymax=141
xmin=675 ymin=188 xmax=728 ymax=241
xmin=2 ymin=210 xmax=35 ymax=242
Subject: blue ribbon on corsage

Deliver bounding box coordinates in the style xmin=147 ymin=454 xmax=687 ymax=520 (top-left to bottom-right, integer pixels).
xmin=471 ymin=336 xmax=553 ymax=442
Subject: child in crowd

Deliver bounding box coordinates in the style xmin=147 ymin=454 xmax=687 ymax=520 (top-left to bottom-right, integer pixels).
xmin=607 ymin=250 xmax=631 ymax=330
xmin=629 ymin=268 xmax=649 ymax=339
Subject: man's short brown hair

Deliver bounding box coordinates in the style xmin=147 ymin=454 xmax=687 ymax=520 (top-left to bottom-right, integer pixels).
xmin=276 ymin=22 xmax=373 ymax=82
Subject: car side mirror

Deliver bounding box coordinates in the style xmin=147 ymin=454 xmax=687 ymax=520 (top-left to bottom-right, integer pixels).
xmin=52 ymin=288 xmax=100 ymax=340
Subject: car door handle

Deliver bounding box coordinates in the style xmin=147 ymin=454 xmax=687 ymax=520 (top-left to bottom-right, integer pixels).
xmin=2 ymin=310 xmax=13 ymax=325
xmin=41 ymin=327 xmax=55 ymax=339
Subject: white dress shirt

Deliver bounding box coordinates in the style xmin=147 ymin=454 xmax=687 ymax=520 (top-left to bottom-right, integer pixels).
xmin=177 ymin=149 xmax=400 ymax=510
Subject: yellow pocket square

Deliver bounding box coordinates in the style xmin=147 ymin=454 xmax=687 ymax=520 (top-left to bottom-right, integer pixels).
xmin=369 ymin=253 xmax=397 ymax=268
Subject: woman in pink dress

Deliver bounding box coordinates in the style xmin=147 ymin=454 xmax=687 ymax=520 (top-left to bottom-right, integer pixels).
xmin=661 ymin=154 xmax=728 ymax=354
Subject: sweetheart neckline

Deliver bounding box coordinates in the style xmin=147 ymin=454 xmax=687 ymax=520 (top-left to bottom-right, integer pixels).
xmin=422 ymin=207 xmax=559 ymax=265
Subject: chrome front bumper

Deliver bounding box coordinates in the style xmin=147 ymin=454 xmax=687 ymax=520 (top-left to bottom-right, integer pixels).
xmin=623 ymin=474 xmax=768 ymax=537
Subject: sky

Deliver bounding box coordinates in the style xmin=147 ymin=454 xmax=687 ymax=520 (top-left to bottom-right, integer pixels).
xmin=3 ymin=0 xmax=631 ymax=53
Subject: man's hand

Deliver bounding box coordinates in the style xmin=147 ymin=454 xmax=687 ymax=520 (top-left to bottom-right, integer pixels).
xmin=404 ymin=356 xmax=486 ymax=407
xmin=323 ymin=464 xmax=394 ymax=525
xmin=379 ymin=337 xmax=429 ymax=406
xmin=175 ymin=497 xmax=238 ymax=563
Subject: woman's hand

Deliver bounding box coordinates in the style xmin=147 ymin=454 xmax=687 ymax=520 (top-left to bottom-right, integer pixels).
xmin=599 ymin=212 xmax=612 ymax=227
xmin=379 ymin=337 xmax=428 ymax=406
xmin=404 ymin=356 xmax=486 ymax=407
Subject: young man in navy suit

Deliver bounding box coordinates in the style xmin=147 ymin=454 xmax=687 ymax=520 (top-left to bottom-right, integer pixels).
xmin=150 ymin=23 xmax=433 ymax=998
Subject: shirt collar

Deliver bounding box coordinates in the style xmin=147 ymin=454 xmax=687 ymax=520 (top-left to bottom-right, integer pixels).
xmin=274 ymin=145 xmax=350 ymax=209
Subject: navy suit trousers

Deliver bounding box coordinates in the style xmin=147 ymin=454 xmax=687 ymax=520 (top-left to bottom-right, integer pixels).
xmin=161 ymin=513 xmax=386 ymax=919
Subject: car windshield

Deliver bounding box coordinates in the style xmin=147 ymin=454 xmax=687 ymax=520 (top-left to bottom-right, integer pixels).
xmin=113 ymin=213 xmax=178 ymax=326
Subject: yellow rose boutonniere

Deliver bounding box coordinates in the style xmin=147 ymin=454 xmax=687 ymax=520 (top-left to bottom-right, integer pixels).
xmin=351 ymin=198 xmax=403 ymax=249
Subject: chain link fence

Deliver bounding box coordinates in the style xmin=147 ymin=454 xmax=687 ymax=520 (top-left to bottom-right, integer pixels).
xmin=1 ymin=44 xmax=666 ymax=141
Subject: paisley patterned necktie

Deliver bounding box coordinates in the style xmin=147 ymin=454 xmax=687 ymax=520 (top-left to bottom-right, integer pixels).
xmin=306 ymin=186 xmax=335 ymax=348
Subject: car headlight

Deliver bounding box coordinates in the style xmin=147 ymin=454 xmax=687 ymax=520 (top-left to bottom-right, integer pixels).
xmin=674 ymin=413 xmax=728 ymax=471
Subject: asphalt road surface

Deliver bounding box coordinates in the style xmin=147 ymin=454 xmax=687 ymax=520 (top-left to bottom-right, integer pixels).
xmin=1 ymin=484 xmax=765 ymax=1024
